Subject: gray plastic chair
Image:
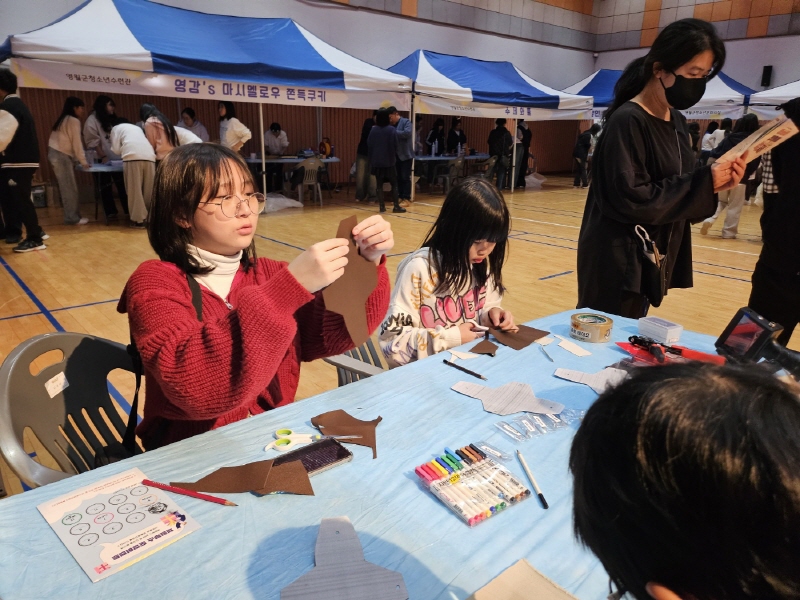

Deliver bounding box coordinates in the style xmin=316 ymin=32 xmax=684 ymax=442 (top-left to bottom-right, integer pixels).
xmin=323 ymin=339 xmax=385 ymax=387
xmin=0 ymin=332 xmax=136 ymax=488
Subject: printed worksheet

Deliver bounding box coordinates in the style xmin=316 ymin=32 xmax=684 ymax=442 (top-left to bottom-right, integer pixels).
xmin=37 ymin=468 xmax=200 ymax=582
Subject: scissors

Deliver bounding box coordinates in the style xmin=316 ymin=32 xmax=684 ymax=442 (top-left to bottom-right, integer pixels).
xmin=264 ymin=428 xmax=362 ymax=452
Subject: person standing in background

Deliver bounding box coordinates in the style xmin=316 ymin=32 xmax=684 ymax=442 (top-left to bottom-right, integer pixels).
xmin=572 ymin=124 xmax=601 ymax=189
xmin=264 ymin=122 xmax=289 ymax=193
xmin=218 ymin=101 xmax=251 ymax=152
xmin=707 ymin=117 xmax=731 ymax=148
xmin=577 ymin=19 xmax=745 ymax=318
xmin=389 ymin=106 xmax=413 ymax=208
xmin=446 ymin=117 xmax=467 ymax=154
xmin=141 ymin=104 xmax=180 ymax=162
xmin=110 ymin=122 xmax=156 ymax=229
xmin=48 ymin=96 xmax=90 ymax=226
xmin=699 ymin=121 xmax=719 ymax=164
xmin=367 ymin=108 xmax=406 ymax=214
xmin=487 ymin=118 xmax=513 ymax=191
xmin=84 ymin=95 xmax=128 ymax=219
xmin=355 ymin=110 xmax=377 ymax=203
xmin=516 ymin=120 xmax=532 ymax=189
xmin=0 ymin=69 xmax=46 ymax=253
xmin=425 ymin=119 xmax=445 ymax=156
xmin=177 ymin=107 xmax=209 ymax=143
xmin=749 ymin=98 xmax=800 ymax=346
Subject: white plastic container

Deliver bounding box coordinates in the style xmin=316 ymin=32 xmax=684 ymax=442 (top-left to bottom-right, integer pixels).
xmin=638 ymin=316 xmax=683 ymax=345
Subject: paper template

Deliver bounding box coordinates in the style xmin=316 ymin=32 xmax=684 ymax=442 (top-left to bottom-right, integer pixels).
xmin=321 ymin=216 xmax=379 ymax=347
xmin=490 ymin=325 xmax=549 ymax=351
xmin=172 ymin=460 xmax=313 ymax=496
xmin=553 ymin=335 xmax=591 ymax=357
xmin=451 ymin=381 xmax=565 ymax=415
xmin=311 ymin=409 xmax=382 ymax=459
xmin=718 ymin=115 xmax=799 ymax=164
xmin=467 ymin=559 xmax=577 ymax=600
xmin=281 ymin=516 xmax=408 ymax=600
xmin=450 ymin=350 xmax=479 ymax=360
xmin=553 ymin=367 xmax=627 ymax=394
xmin=535 ymin=337 xmax=554 ymax=346
xmin=37 ymin=468 xmax=200 ymax=582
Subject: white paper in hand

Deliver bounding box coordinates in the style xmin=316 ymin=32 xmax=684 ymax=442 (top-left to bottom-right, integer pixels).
xmin=451 ymin=381 xmax=565 ymax=415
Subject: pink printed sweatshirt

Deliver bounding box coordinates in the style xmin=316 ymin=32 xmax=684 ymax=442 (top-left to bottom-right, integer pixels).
xmin=379 ymin=248 xmax=503 ymax=367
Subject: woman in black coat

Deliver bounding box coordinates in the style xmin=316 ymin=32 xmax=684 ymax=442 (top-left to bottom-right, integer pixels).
xmin=576 ymin=19 xmax=746 ymax=318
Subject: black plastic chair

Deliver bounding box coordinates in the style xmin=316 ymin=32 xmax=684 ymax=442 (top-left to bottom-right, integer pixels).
xmin=323 ymin=339 xmax=385 ymax=387
xmin=0 ymin=332 xmax=137 ymax=488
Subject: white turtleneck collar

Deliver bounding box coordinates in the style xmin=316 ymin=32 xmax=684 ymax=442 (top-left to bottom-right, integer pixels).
xmin=187 ymin=244 xmax=242 ymax=302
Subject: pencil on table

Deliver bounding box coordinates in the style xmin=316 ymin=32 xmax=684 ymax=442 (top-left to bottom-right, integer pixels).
xmin=142 ymin=479 xmax=237 ymax=507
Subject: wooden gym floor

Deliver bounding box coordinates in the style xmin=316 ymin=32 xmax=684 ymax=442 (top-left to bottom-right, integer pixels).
xmin=1 ymin=176 xmax=794 ymax=497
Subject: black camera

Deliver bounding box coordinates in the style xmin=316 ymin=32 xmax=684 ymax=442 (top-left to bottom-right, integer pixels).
xmin=716 ymin=307 xmax=800 ymax=379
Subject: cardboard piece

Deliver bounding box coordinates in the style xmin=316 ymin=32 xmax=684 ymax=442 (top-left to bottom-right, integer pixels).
xmin=553 ymin=367 xmax=627 ymax=394
xmin=554 ymin=334 xmax=591 ymax=357
xmin=171 ymin=459 xmax=313 ymax=496
xmin=281 ymin=516 xmax=408 ymax=600
xmin=322 ymin=216 xmax=379 ymax=347
xmin=311 ymin=409 xmax=382 ymax=459
xmin=489 ymin=325 xmax=549 ymax=351
xmin=467 ymin=559 xmax=577 ymax=600
xmin=470 ymin=339 xmax=498 ymax=356
xmin=451 ymin=381 xmax=565 ymax=415
xmin=253 ymin=461 xmax=314 ymax=496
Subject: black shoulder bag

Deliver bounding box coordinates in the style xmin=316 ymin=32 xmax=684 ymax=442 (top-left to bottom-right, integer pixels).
xmin=94 ymin=275 xmax=203 ymax=467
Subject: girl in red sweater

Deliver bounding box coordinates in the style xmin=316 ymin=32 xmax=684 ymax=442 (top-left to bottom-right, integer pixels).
xmin=118 ymin=144 xmax=393 ymax=449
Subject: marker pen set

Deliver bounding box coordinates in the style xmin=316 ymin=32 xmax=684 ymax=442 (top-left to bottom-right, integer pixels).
xmin=415 ymin=443 xmax=531 ymax=526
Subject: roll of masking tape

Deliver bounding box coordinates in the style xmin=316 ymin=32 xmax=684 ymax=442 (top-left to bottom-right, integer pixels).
xmin=569 ymin=313 xmax=613 ymax=343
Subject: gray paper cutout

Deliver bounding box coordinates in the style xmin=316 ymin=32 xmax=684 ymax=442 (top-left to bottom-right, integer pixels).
xmin=281 ymin=516 xmax=408 ymax=600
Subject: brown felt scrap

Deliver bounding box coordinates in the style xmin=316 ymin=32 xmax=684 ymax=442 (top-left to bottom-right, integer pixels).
xmin=470 ymin=339 xmax=498 ymax=356
xmin=321 ymin=216 xmax=378 ymax=347
xmin=252 ymin=460 xmax=314 ymax=496
xmin=171 ymin=460 xmax=273 ymax=493
xmin=311 ymin=409 xmax=382 ymax=459
xmin=489 ymin=325 xmax=549 ymax=351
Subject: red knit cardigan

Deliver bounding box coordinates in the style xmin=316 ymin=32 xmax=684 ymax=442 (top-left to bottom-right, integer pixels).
xmin=117 ymin=256 xmax=389 ymax=449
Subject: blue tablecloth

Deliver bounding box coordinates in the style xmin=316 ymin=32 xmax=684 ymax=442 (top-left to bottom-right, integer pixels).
xmin=0 ymin=310 xmax=718 ymax=599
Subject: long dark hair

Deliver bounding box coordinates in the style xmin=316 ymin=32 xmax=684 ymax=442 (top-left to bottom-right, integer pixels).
xmin=219 ymin=101 xmax=236 ymax=121
xmin=570 ymin=361 xmax=800 ymax=600
xmin=148 ymin=144 xmax=257 ymax=275
xmin=52 ymin=96 xmax=84 ymax=131
xmin=422 ymin=178 xmax=510 ymax=295
xmin=605 ymin=19 xmax=725 ymax=123
xmin=705 ymin=121 xmax=719 ymax=134
xmin=92 ymin=95 xmax=117 ymax=133
xmin=733 ymin=113 xmax=759 ymax=135
xmin=720 ymin=117 xmax=733 ymax=134
xmin=140 ymin=103 xmax=179 ymax=148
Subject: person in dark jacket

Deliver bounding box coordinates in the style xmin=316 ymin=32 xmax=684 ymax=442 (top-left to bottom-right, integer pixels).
xmin=355 ymin=110 xmax=377 ymax=202
xmin=425 ymin=118 xmax=445 ymax=156
xmin=577 ymin=19 xmax=746 ymax=318
xmin=572 ymin=123 xmax=601 ymax=188
xmin=446 ymin=117 xmax=467 ymax=154
xmin=515 ymin=120 xmax=533 ymax=189
xmin=0 ymin=69 xmax=46 ymax=252
xmin=748 ymin=97 xmax=800 ymax=346
xmin=487 ymin=118 xmax=513 ymax=191
xmin=367 ymin=108 xmax=406 ymax=214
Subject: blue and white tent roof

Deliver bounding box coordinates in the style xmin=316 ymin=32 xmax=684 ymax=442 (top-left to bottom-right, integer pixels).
xmin=563 ymin=69 xmax=622 ymax=107
xmin=388 ymin=50 xmax=591 ymax=111
xmin=0 ymin=0 xmax=410 ymax=93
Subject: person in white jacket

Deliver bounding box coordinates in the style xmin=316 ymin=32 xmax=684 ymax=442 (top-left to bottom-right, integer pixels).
xmin=379 ymin=178 xmax=517 ymax=367
xmin=177 ymin=107 xmax=209 ymax=142
xmin=110 ymin=123 xmax=156 ymax=228
xmin=218 ymin=101 xmax=251 ymax=152
xmin=83 ymin=95 xmax=128 ymax=218
xmin=47 ymin=96 xmax=90 ymax=225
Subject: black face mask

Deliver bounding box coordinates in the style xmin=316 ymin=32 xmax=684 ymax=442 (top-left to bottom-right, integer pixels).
xmin=660 ymin=73 xmax=706 ymax=110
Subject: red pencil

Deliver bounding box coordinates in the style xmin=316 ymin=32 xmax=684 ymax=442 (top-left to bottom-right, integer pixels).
xmin=142 ymin=479 xmax=237 ymax=507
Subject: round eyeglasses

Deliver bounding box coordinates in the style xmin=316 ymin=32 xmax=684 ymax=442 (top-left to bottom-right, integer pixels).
xmin=199 ymin=193 xmax=266 ymax=218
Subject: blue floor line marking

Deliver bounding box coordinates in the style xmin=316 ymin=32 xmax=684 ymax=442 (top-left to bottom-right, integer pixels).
xmin=539 ymin=270 xmax=574 ymax=280
xmin=0 ymin=310 xmax=42 ymax=322
xmin=694 ymin=270 xmax=750 ymax=283
xmin=0 ymin=299 xmax=120 ymax=323
xmin=253 ymin=234 xmax=305 ymax=251
xmin=0 ymin=257 xmax=135 ymax=417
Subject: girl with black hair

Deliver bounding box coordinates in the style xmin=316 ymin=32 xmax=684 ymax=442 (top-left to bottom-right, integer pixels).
xmin=218 ymin=101 xmax=251 ymax=152
xmin=700 ymin=120 xmax=719 ymax=163
xmin=84 ymin=95 xmax=128 ymax=218
xmin=47 ymin=96 xmax=90 ymax=225
xmin=118 ymin=144 xmax=393 ymax=449
xmin=178 ymin=107 xmax=210 ymax=142
xmin=700 ymin=113 xmax=762 ymax=239
xmin=577 ymin=18 xmax=747 ymax=318
xmin=379 ymin=178 xmax=516 ymax=366
xmin=425 ymin=118 xmax=445 ymax=156
xmin=708 ymin=116 xmax=732 ymax=148
xmin=140 ymin=103 xmax=181 ymax=161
